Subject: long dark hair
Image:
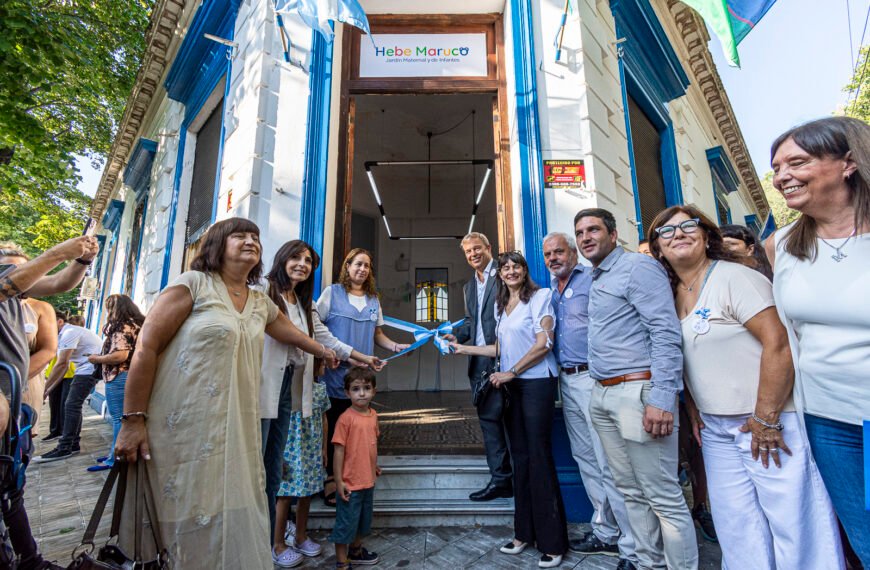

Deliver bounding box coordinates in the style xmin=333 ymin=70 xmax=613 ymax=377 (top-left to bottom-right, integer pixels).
xmin=771 ymin=117 xmax=870 ymax=261
xmin=495 ymin=251 xmax=539 ymax=313
xmin=337 ymin=248 xmax=378 ymax=297
xmin=190 ymin=217 xmax=263 ymax=285
xmin=720 ymin=224 xmax=773 ymax=280
xmin=266 ymin=240 xmax=320 ymax=335
xmin=102 ymin=294 xmax=145 ymax=337
xmin=647 ymin=205 xmax=747 ymax=293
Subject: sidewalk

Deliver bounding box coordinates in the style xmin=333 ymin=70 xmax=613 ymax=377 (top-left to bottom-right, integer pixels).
xmin=26 ymin=406 xmax=722 ymax=568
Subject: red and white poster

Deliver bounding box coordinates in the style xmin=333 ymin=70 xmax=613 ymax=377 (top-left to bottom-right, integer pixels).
xmin=543 ymin=160 xmax=586 ymax=190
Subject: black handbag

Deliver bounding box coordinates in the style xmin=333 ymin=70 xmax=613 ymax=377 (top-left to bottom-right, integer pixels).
xmin=67 ymin=461 xmax=168 ymax=569
xmin=472 ymin=316 xmax=508 ymax=409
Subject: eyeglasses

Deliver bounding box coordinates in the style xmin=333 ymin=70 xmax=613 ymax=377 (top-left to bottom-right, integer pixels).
xmin=654 ymin=218 xmax=701 ymax=240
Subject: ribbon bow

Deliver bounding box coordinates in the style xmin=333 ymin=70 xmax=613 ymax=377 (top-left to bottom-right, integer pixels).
xmin=694 ymin=308 xmax=711 ymax=320
xmin=381 ymin=317 xmax=466 ymax=361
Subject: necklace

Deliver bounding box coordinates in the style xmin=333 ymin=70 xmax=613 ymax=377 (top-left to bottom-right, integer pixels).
xmin=818 ymin=228 xmax=856 ymax=262
xmin=679 ymin=261 xmax=710 ymax=292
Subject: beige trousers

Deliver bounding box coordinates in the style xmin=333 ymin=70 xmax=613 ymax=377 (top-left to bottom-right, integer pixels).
xmin=590 ymin=380 xmax=697 ymax=570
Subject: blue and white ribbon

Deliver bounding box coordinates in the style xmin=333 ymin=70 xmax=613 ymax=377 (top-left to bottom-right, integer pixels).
xmin=381 ymin=317 xmax=465 ymax=361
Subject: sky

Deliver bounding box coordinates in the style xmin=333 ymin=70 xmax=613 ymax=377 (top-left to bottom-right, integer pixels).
xmin=708 ymin=0 xmax=866 ymax=176
xmin=74 ymin=0 xmax=867 ymax=197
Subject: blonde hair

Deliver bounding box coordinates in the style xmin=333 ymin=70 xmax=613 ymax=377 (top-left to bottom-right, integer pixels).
xmin=0 ymin=242 xmax=29 ymax=261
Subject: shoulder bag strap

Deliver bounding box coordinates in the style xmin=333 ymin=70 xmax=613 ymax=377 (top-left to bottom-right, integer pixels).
xmin=80 ymin=462 xmax=122 ymax=545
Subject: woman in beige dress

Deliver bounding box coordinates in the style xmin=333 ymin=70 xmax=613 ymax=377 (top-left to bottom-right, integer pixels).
xmin=114 ymin=218 xmax=338 ymax=569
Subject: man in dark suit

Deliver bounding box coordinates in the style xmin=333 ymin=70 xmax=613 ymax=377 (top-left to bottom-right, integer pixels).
xmin=452 ymin=232 xmax=512 ymax=501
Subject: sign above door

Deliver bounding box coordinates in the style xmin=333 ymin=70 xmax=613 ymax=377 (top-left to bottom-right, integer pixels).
xmin=359 ymin=33 xmax=488 ymax=78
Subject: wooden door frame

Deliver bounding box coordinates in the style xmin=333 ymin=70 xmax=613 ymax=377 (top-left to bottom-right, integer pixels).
xmin=332 ymin=13 xmax=514 ymax=278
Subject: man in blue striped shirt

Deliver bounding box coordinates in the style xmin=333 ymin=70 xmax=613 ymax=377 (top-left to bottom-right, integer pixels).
xmin=575 ymin=208 xmax=697 ymax=570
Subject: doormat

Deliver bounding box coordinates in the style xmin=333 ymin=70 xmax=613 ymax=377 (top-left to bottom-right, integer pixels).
xmin=373 ymin=391 xmax=484 ymax=455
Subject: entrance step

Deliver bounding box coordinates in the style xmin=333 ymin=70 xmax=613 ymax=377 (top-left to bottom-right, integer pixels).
xmin=307 ymin=455 xmax=514 ymax=529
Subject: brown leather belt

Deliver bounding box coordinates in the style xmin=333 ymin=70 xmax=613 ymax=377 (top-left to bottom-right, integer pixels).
xmin=561 ymin=364 xmax=589 ymax=375
xmin=597 ymin=370 xmax=652 ymax=387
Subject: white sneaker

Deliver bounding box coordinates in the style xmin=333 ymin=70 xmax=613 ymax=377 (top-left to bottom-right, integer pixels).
xmin=294 ymin=537 xmax=322 ymax=557
xmin=272 ymin=546 xmax=303 ymax=568
xmin=283 ymin=520 xmax=297 ymax=547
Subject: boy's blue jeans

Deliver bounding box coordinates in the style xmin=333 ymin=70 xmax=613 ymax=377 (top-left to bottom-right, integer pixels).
xmin=329 ymin=486 xmax=374 ymax=545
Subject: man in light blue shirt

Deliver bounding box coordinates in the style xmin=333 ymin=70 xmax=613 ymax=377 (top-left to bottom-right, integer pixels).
xmin=576 ymin=208 xmax=697 ymax=570
xmin=544 ymin=232 xmax=636 ymax=570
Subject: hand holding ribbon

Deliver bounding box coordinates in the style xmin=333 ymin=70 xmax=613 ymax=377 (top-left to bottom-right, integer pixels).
xmin=381 ymin=317 xmax=466 ymax=361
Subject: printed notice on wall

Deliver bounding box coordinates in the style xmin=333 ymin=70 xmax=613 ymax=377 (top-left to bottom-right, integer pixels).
xmin=544 ymin=160 xmax=586 ymax=190
xmin=359 ymin=33 xmax=488 ymax=78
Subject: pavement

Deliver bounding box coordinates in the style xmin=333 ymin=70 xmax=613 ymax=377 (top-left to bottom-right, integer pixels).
xmin=25 ymin=405 xmax=722 ymax=569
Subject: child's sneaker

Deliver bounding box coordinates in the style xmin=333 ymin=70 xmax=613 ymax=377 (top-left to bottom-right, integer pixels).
xmin=348 ymin=546 xmax=379 ymax=565
xmin=272 ymin=546 xmax=303 ymax=568
xmin=283 ymin=520 xmax=297 ymax=546
xmin=294 ymin=537 xmax=322 ymax=557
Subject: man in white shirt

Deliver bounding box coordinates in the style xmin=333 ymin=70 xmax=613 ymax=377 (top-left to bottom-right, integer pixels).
xmin=33 ymin=321 xmax=103 ymax=463
xmin=451 ymin=232 xmax=512 ymax=501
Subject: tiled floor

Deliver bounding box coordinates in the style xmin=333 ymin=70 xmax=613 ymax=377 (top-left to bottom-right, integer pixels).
xmin=25 ymin=405 xmax=722 ymax=568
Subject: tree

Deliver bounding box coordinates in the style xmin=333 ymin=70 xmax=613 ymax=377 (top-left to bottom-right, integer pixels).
xmin=843 ymin=45 xmax=870 ymax=122
xmin=0 ymin=0 xmax=152 ymax=312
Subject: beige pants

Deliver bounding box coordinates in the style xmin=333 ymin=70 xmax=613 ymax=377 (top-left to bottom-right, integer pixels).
xmin=22 ymin=372 xmax=46 ymax=435
xmin=590 ymin=380 xmax=698 ymax=570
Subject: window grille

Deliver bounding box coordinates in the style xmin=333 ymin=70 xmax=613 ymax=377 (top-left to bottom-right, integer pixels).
xmin=415 ymin=268 xmax=448 ymax=323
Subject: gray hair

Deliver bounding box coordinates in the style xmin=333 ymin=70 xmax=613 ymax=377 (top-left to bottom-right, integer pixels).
xmin=543 ymin=231 xmax=577 ymax=253
xmin=460 ymin=232 xmax=491 ymax=249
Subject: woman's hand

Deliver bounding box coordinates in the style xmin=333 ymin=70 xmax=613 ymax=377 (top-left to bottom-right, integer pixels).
xmin=87 ymin=354 xmax=101 ymax=364
xmin=115 ymin=417 xmax=151 ymax=462
xmin=488 ymin=371 xmax=515 ymax=388
xmin=393 ymin=343 xmax=410 ymax=353
xmin=448 ymin=342 xmax=466 ymax=355
xmin=322 ymin=347 xmax=339 ymax=369
xmin=357 ymin=354 xmax=385 ymax=371
xmin=740 ymin=416 xmax=792 ymax=468
xmin=685 ymin=397 xmax=705 ymax=447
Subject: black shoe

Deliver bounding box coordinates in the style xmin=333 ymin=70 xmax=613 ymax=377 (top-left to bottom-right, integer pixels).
xmin=567 ymin=533 xmax=619 ymax=556
xmin=32 ymin=447 xmax=78 ymax=464
xmin=41 ymin=432 xmax=61 ymax=441
xmin=469 ymin=481 xmax=513 ymax=501
xmin=348 ymin=546 xmax=379 ymax=565
xmin=694 ymin=507 xmax=718 ymax=543
xmin=616 ymin=559 xmax=637 ymax=570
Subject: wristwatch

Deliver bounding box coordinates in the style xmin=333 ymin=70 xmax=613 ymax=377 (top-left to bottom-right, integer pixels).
xmin=508 ymin=367 xmax=519 ymax=376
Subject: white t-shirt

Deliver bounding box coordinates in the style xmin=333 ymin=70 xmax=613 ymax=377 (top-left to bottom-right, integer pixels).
xmin=496 ymin=288 xmax=558 ymax=379
xmin=774 ymin=228 xmax=870 ymax=425
xmin=315 ymin=286 xmax=384 ymax=326
xmin=680 ymin=261 xmax=793 ymax=415
xmin=57 ymin=324 xmax=103 ymax=376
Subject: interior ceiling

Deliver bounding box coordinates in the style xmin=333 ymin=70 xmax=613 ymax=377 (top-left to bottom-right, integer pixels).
xmin=352 ymin=94 xmax=496 ymax=224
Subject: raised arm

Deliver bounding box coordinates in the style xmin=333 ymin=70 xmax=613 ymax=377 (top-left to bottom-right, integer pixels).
xmin=1 ymin=237 xmax=97 ymax=301
xmin=115 ymin=285 xmax=193 ymax=462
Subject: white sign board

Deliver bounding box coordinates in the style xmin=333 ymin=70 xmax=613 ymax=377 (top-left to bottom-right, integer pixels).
xmin=360 ymin=33 xmax=488 ymax=78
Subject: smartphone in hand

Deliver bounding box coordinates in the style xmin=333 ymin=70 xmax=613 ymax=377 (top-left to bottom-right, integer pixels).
xmin=81 ymin=218 xmax=96 ymax=237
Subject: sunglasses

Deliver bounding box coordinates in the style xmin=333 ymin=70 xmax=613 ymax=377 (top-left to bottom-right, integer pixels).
xmin=655 ymin=218 xmax=701 ymax=240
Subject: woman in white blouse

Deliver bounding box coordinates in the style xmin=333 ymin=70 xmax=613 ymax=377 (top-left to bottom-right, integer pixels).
xmin=451 ymin=251 xmax=567 ymax=568
xmin=260 ymin=240 xmax=382 ymax=567
xmin=649 ymin=205 xmax=842 ymax=570
xmin=765 ymin=117 xmax=870 ymax=566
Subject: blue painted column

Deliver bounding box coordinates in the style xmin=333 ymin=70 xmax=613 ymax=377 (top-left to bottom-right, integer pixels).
xmin=300 ymin=30 xmax=334 ymax=292
xmin=510 ymin=0 xmax=591 ymax=524
xmin=510 ymin=0 xmax=548 ymax=286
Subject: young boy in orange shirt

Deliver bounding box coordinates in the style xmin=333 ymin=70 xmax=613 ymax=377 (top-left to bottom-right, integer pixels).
xmin=330 ymin=367 xmax=381 ymax=568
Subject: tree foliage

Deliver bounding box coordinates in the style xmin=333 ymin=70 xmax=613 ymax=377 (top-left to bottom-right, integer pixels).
xmin=0 ymin=0 xmax=152 ymax=312
xmin=843 ymin=45 xmax=870 ymax=122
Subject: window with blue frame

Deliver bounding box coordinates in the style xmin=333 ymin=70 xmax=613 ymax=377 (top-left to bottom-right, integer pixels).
xmin=627 ymin=95 xmax=667 ymax=233
xmin=183 ymin=100 xmax=224 ymax=268
xmin=706 ymin=146 xmax=740 ymax=227
xmin=124 ymin=198 xmax=147 ymax=294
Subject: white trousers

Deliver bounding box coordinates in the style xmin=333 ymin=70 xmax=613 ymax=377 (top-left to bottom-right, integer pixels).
xmin=591 ymin=381 xmax=698 ymax=570
xmin=560 ymin=370 xmax=635 ymax=560
xmin=699 ymin=412 xmax=844 ymax=570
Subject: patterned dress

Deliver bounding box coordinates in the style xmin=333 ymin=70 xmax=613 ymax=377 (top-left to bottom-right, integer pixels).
xmin=278 ymin=381 xmax=331 ymax=497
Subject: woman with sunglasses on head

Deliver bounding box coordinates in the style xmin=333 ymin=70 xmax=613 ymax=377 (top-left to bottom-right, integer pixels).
xmin=649 ymin=205 xmax=843 ymax=570
xmin=450 ymin=251 xmax=567 ymax=568
xmin=765 ymin=117 xmax=870 ymax=565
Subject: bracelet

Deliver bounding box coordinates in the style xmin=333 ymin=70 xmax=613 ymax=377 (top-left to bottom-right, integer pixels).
xmin=393 ymin=343 xmax=398 ymax=352
xmin=74 ymin=257 xmax=93 ymax=266
xmin=752 ymin=413 xmax=783 ymax=431
xmin=121 ymin=411 xmax=148 ymax=422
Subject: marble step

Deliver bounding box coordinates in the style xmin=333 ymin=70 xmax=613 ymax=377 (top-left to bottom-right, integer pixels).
xmin=307 ymin=455 xmax=515 ymax=528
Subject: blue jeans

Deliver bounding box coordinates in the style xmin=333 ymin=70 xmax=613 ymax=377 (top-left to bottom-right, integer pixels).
xmin=261 ymin=364 xmax=294 ymax=537
xmin=103 ymin=372 xmax=127 ymax=467
xmin=804 ymin=413 xmax=870 ymax=566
